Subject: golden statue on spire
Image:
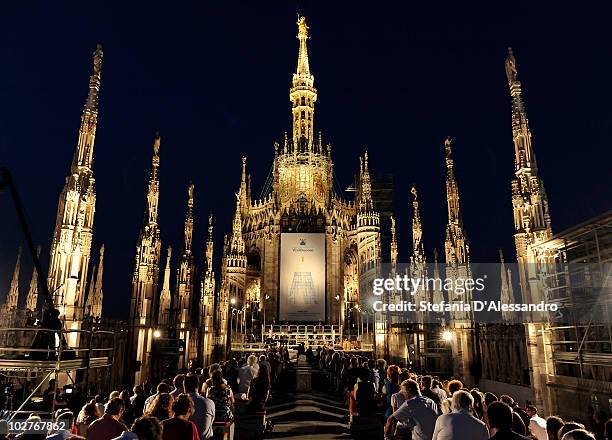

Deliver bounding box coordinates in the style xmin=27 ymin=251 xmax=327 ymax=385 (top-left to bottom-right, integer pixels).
xmin=297 ymin=15 xmax=309 ymax=39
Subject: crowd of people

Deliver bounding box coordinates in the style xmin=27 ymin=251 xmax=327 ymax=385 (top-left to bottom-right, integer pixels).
xmin=315 ymin=347 xmax=612 ymax=440
xmin=1 ymin=345 xmax=610 ymax=440
xmin=1 ymin=348 xmax=289 ymax=440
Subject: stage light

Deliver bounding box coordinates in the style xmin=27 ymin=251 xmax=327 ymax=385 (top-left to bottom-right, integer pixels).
xmin=442 ymin=330 xmax=453 ymax=342
xmin=230 ymin=298 xmax=236 ymax=305
xmin=153 ymin=330 xmax=161 ymax=338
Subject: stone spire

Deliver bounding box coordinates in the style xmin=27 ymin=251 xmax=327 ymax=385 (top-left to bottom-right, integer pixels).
xmin=86 ymin=245 xmax=104 ymax=318
xmin=176 ymin=183 xmax=196 ymax=368
xmin=48 ymin=44 xmax=103 ymax=326
xmin=230 ymin=191 xmax=245 ymax=255
xmin=146 ymin=134 xmax=161 ymax=226
xmin=200 ymin=215 xmax=216 ymax=363
xmin=432 ymin=249 xmax=444 ymax=306
xmin=205 ymin=214 xmax=214 ymax=273
xmin=444 ymin=137 xmax=469 ymax=266
xmin=26 ymin=245 xmax=41 ymax=312
xmin=158 ymin=246 xmax=172 ymax=325
xmin=411 ymin=186 xmax=426 ymax=265
xmin=506 ymin=48 xmax=552 ymax=305
xmin=239 ymin=157 xmax=248 ymax=212
xmin=290 ymin=15 xmax=317 ymax=150
xmin=129 ymin=134 xmax=163 ymax=385
xmin=358 ymin=152 xmax=373 ymax=212
xmin=499 ymin=248 xmax=516 ymax=323
xmin=72 ymin=44 xmax=103 ymax=173
xmin=390 ymin=215 xmax=398 ymax=269
xmin=86 ymin=265 xmax=96 ymax=315
xmin=5 ymin=247 xmax=21 ymax=311
xmin=183 ymin=183 xmax=195 ymax=254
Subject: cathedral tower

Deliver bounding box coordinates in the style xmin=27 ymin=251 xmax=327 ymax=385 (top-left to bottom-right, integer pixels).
xmin=48 ymin=45 xmax=103 ymax=338
xmin=129 ymin=134 xmax=162 ymax=384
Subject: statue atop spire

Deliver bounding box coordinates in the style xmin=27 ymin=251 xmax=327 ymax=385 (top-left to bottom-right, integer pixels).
xmin=505 ymin=47 xmax=518 ymax=85
xmin=296 ymin=15 xmax=310 ymax=76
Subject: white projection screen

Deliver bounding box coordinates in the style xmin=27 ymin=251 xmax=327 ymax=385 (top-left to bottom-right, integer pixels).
xmin=279 ymin=233 xmax=326 ymax=322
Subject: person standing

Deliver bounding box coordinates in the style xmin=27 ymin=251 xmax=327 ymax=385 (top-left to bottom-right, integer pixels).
xmin=431 ymin=390 xmax=489 ymax=440
xmin=184 ymin=374 xmax=215 ymax=439
xmin=238 ymin=355 xmax=258 ymax=395
xmin=526 ymin=405 xmax=548 ymax=440
xmin=385 ymin=379 xmax=438 ymax=440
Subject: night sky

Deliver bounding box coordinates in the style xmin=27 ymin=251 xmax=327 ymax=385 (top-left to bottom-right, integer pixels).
xmin=1 ymin=2 xmax=610 ymax=320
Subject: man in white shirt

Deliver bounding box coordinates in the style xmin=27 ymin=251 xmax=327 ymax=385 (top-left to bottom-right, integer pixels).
xmin=432 ymin=390 xmax=489 ymax=440
xmin=385 ymin=379 xmax=439 ymax=440
xmin=238 ymin=355 xmax=259 ymax=394
xmin=526 ymin=404 xmax=548 ymax=440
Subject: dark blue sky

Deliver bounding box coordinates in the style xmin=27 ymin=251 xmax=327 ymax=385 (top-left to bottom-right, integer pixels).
xmin=1 ymin=1 xmax=610 ymax=319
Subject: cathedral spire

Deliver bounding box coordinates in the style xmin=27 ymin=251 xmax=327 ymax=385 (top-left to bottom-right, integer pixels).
xmin=499 ymin=248 xmax=516 ymax=322
xmin=230 ymin=191 xmax=245 ymax=255
xmin=432 ymin=249 xmax=444 ymax=305
xmin=444 ymin=137 xmax=469 ymax=266
xmin=5 ymin=247 xmax=21 ymax=311
xmin=205 ymin=214 xmax=214 ymax=272
xmin=88 ymin=244 xmax=104 ymax=318
xmin=359 ymin=151 xmax=373 ymax=211
xmin=146 ymin=133 xmax=161 ymax=226
xmin=507 ymin=48 xmax=552 ymax=241
xmin=411 ymin=186 xmax=426 ymax=264
xmin=48 ymin=45 xmax=103 ymax=326
xmin=26 ymin=245 xmax=41 ymax=312
xmin=184 ymin=183 xmax=195 ymax=254
xmin=158 ymin=246 xmax=172 ymax=325
xmin=290 ymin=15 xmax=317 ymax=150
xmin=390 ymin=215 xmax=398 ymax=268
xmin=72 ymin=44 xmax=103 ymax=174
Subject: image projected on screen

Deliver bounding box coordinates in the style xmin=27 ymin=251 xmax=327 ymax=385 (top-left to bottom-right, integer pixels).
xmin=280 ymin=233 xmax=325 ymax=321
xmin=289 ymin=270 xmax=318 ymax=306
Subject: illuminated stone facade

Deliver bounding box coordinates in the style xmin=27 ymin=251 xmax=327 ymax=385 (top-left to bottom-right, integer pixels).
xmin=215 ymin=16 xmax=382 ymax=354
